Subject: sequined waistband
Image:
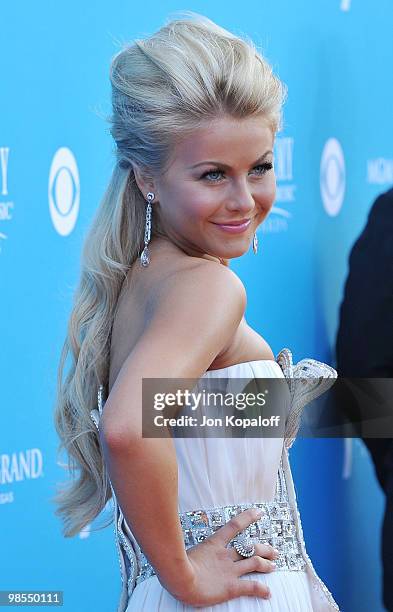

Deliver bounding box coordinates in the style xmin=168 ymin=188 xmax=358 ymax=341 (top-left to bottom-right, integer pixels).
xmin=135 ymin=499 xmax=306 ymax=586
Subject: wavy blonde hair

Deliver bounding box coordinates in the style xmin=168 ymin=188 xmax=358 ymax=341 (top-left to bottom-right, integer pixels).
xmin=53 ymin=11 xmax=286 ymax=537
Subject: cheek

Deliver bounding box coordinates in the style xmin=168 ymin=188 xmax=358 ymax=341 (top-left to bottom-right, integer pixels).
xmin=256 ymin=177 xmax=276 ymax=208
xmin=159 ymin=183 xmax=207 ymax=222
xmin=177 ymin=184 xmax=219 ymax=219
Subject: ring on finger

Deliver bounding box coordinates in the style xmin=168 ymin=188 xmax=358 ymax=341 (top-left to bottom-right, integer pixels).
xmin=233 ymin=535 xmax=255 ymax=558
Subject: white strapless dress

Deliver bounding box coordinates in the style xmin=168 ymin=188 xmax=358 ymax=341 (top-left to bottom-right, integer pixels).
xmin=90 ymin=349 xmax=340 ymax=612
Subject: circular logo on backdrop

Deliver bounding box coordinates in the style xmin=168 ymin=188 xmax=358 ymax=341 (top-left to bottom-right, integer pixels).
xmin=320 ymin=138 xmax=346 ymax=217
xmin=48 ymin=147 xmax=80 ymax=235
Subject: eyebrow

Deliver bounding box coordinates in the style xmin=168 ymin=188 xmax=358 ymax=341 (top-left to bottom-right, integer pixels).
xmin=187 ymin=150 xmax=273 ymax=170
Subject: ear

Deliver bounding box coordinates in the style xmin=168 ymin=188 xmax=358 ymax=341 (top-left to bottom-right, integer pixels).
xmin=131 ymin=163 xmax=157 ymax=201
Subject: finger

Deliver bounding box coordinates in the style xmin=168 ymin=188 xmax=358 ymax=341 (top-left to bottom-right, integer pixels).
xmin=212 ymin=508 xmax=262 ymax=546
xmin=234 ymin=555 xmax=277 ymax=575
xmin=229 ymin=542 xmax=280 ymax=562
xmin=227 ymin=578 xmax=271 ymax=601
xmin=255 ymin=543 xmax=280 ymax=561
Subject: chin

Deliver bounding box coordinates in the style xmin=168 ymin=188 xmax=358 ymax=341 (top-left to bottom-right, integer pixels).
xmin=220 ymin=244 xmax=250 ymax=259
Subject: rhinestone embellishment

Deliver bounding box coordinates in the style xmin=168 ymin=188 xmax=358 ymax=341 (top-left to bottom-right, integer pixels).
xmin=135 ymin=491 xmax=306 ymax=586
xmin=233 ymin=533 xmax=255 ymax=557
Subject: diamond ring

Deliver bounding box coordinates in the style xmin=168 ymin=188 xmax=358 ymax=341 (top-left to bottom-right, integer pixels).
xmin=233 ymin=534 xmax=255 ymax=558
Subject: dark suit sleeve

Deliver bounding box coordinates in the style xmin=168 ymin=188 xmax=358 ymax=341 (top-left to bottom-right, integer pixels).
xmin=336 ymin=188 xmax=393 ymax=377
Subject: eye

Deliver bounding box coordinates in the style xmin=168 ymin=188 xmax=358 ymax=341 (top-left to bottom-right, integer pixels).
xmin=200 ymin=169 xmax=224 ymax=182
xmin=200 ymin=162 xmax=273 ymax=182
xmin=252 ymin=162 xmax=273 ymax=175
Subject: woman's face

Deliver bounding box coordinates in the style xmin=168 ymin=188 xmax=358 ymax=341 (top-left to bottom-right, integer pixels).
xmin=150 ymin=114 xmax=276 ymax=262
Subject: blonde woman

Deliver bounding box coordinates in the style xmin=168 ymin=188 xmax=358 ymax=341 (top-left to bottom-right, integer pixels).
xmin=54 ymin=12 xmax=340 ymax=611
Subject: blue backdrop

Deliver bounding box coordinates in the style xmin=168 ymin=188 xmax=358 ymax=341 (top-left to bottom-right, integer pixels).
xmin=1 ymin=2 xmax=392 ymax=611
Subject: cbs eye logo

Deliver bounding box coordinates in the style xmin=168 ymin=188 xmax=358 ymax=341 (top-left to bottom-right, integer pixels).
xmin=48 ymin=147 xmax=80 ymax=236
xmin=340 ymin=0 xmax=351 ymax=11
xmin=320 ymin=138 xmax=346 ymax=217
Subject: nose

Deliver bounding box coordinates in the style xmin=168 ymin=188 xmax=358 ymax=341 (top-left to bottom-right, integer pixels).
xmin=225 ymin=177 xmax=255 ymax=215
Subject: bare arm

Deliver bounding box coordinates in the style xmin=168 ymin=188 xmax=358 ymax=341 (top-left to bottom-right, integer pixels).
xmin=100 ymin=262 xmax=247 ymax=599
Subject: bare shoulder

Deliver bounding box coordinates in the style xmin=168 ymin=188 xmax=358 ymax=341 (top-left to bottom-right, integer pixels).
xmin=102 ymin=259 xmax=247 ymax=439
xmin=133 ymin=260 xmax=246 ymax=377
xmin=153 ymin=258 xmax=247 ymax=312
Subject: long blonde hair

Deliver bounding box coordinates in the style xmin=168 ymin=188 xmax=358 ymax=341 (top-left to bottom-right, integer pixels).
xmin=53 ymin=11 xmax=286 ymax=537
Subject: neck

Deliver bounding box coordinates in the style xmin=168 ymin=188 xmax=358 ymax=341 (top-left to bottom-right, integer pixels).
xmin=152 ymin=234 xmax=230 ymax=267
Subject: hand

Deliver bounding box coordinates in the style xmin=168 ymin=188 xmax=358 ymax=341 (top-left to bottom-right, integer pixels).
xmin=165 ymin=508 xmax=279 ymax=607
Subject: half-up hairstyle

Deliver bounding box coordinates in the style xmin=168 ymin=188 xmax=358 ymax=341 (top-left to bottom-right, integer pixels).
xmin=53 ymin=10 xmax=286 ymax=537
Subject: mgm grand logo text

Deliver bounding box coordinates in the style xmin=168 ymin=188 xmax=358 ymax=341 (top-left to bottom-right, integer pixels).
xmin=0 ymin=448 xmax=43 ymax=484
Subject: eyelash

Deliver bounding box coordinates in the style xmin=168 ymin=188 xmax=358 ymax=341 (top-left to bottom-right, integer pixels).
xmin=200 ymin=162 xmax=273 ymax=182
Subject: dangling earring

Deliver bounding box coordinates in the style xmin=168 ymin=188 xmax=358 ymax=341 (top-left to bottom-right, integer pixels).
xmin=252 ymin=232 xmax=258 ymax=255
xmin=140 ymin=192 xmax=154 ymax=267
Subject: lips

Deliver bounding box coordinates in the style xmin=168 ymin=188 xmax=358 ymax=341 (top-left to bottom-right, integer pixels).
xmin=212 ymin=218 xmax=251 ymax=226
xmin=211 ymin=218 xmax=252 ymax=234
